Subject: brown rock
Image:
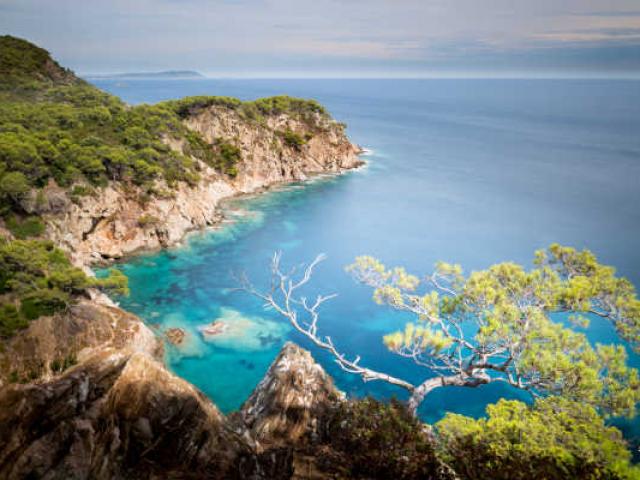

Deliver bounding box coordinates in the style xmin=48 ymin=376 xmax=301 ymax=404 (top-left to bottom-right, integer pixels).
xmin=239 ymin=342 xmax=344 ymax=449
xmin=0 ymin=350 xmax=259 ymax=479
xmin=164 ymin=327 xmax=186 ymax=345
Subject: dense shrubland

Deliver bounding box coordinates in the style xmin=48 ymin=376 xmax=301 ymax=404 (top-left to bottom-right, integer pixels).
xmin=169 ymin=94 xmax=328 ymax=125
xmin=0 ymin=239 xmax=128 ymax=337
xmin=313 ymin=396 xmax=640 ymax=479
xmin=437 ymin=397 xmax=640 ymax=480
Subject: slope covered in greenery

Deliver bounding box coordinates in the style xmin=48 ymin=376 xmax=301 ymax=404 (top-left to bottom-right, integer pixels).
xmin=0 ymin=238 xmax=127 ymax=337
xmin=0 ymin=35 xmax=332 ymax=225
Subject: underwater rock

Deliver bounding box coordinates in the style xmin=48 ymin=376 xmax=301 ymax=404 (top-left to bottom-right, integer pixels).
xmin=198 ymin=320 xmax=229 ymax=337
xmin=164 ymin=327 xmax=186 ymax=345
xmin=198 ymin=308 xmax=289 ymax=352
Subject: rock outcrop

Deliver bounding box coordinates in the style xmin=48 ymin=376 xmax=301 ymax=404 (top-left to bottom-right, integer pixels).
xmin=0 ymin=336 xmax=339 ymax=479
xmin=0 ymin=296 xmax=159 ymax=388
xmin=0 ymin=349 xmax=258 ymax=479
xmin=238 ymin=342 xmax=343 ymax=449
xmin=39 ymin=106 xmax=362 ymax=267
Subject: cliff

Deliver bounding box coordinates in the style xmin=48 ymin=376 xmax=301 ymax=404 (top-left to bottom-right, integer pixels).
xmin=35 ymin=101 xmax=361 ymax=266
xmin=0 ymin=336 xmax=342 ymax=479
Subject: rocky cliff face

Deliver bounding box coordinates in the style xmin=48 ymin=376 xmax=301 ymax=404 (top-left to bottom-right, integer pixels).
xmin=37 ymin=106 xmax=362 ymax=266
xmin=238 ymin=342 xmax=344 ymax=450
xmin=0 ymin=336 xmax=340 ymax=479
xmin=0 ymin=82 xmax=366 ymax=478
xmin=0 ymin=295 xmax=158 ymax=388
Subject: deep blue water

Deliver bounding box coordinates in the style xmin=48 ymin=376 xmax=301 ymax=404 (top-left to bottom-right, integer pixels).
xmin=94 ymin=78 xmax=640 ymax=435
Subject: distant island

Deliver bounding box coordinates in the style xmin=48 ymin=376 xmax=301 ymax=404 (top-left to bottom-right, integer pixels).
xmin=85 ymin=70 xmax=205 ymax=80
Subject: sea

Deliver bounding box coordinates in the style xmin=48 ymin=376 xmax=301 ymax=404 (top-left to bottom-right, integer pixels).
xmin=93 ymin=78 xmax=640 ymax=445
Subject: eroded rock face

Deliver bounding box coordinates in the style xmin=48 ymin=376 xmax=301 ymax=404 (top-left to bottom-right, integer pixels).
xmin=0 ymin=350 xmax=258 ymax=480
xmin=185 ymin=106 xmax=363 ymax=193
xmin=0 ymin=297 xmax=159 ymax=388
xmin=239 ymin=342 xmax=344 ymax=449
xmin=41 ymin=106 xmax=363 ymax=267
xmin=0 ymin=336 xmax=349 ymax=479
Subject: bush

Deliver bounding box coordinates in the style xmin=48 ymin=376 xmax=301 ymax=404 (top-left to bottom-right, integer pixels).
xmin=5 ymin=215 xmax=45 ymax=239
xmin=19 ymin=288 xmax=69 ymax=320
xmin=137 ymin=214 xmax=160 ymax=228
xmin=0 ymin=171 xmax=30 ymax=203
xmin=280 ymin=128 xmax=307 ymax=150
xmin=0 ymin=303 xmax=28 ymax=337
xmin=50 ymin=353 xmax=77 ymax=373
xmin=213 ymin=138 xmax=241 ymax=177
xmin=321 ymin=398 xmax=452 ymax=480
xmin=437 ymin=397 xmax=640 ymax=480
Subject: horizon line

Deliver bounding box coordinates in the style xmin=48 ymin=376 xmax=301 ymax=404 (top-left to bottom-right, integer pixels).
xmin=80 ymin=72 xmax=640 ymax=81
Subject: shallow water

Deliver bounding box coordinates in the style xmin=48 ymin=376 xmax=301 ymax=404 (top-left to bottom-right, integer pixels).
xmin=94 ymin=78 xmax=640 ymax=439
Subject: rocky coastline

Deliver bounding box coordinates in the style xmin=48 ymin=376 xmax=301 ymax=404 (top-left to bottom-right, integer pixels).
xmin=0 ymin=92 xmax=366 ymax=478
xmin=32 ymin=106 xmax=364 ymax=268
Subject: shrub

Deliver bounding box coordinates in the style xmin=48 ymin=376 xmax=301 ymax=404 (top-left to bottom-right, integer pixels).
xmin=279 ymin=128 xmax=307 ymax=150
xmin=51 ymin=353 xmax=77 ymax=373
xmin=437 ymin=397 xmax=640 ymax=480
xmin=321 ymin=398 xmax=452 ymax=480
xmin=19 ymin=288 xmax=69 ymax=319
xmin=137 ymin=214 xmax=160 ymax=228
xmin=213 ymin=138 xmax=241 ymax=177
xmin=0 ymin=171 xmax=30 ymax=203
xmin=5 ymin=215 xmax=45 ymax=239
xmin=0 ymin=303 xmax=28 ymax=337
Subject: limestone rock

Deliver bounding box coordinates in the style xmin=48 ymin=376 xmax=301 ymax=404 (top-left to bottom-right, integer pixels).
xmin=0 ymin=299 xmax=160 ymax=388
xmin=0 ymin=350 xmax=257 ymax=480
xmin=165 ymin=327 xmax=186 ymax=345
xmin=239 ymin=342 xmax=344 ymax=448
xmin=41 ymin=106 xmax=363 ymax=267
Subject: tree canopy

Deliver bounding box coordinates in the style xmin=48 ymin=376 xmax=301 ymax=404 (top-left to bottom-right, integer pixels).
xmin=437 ymin=397 xmax=640 ymax=479
xmin=246 ymin=245 xmax=640 ymax=418
xmin=244 ymin=245 xmax=640 ymax=478
xmin=0 ymin=35 xmax=335 ymax=227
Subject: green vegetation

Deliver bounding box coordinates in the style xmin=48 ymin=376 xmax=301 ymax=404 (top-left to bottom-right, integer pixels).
xmin=345 ymin=244 xmax=640 ymax=417
xmin=5 ymin=215 xmax=45 ymax=239
xmin=169 ymin=94 xmax=328 ymax=125
xmin=0 ymin=239 xmax=128 ymax=337
xmin=321 ymin=398 xmax=453 ymax=480
xmin=0 ymin=36 xmax=334 ymax=221
xmin=0 ymin=35 xmax=76 ymax=85
xmin=182 ymin=132 xmax=241 ymax=177
xmin=251 ymin=244 xmax=640 ymax=478
xmin=279 ymin=128 xmax=311 ymax=150
xmin=213 ymin=138 xmax=241 ymax=177
xmin=50 ymin=353 xmax=77 ymax=374
xmin=137 ymin=213 xmax=160 ymax=228
xmin=437 ymin=397 xmax=640 ymax=479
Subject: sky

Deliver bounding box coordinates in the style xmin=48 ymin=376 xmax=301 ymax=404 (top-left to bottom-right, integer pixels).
xmin=1 ymin=0 xmax=640 ymax=78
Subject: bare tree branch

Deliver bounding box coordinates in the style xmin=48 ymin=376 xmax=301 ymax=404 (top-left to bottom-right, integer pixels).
xmin=238 ymin=252 xmax=417 ymax=394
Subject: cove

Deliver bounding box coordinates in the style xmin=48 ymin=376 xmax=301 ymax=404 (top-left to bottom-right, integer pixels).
xmin=95 ymin=79 xmax=640 ymax=437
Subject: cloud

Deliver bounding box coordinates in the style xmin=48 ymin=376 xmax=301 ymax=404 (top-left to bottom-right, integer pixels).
xmin=1 ymin=0 xmax=639 ymax=76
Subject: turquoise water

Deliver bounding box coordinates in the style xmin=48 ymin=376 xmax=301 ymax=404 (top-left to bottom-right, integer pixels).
xmin=94 ymin=79 xmax=640 ymax=439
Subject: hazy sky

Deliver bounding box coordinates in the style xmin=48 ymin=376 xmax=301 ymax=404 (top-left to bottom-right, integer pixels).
xmin=1 ymin=0 xmax=640 ymax=77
